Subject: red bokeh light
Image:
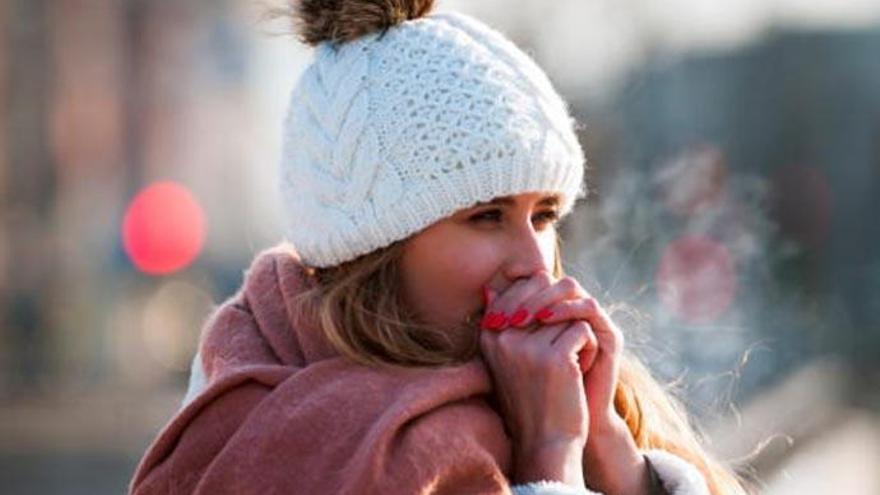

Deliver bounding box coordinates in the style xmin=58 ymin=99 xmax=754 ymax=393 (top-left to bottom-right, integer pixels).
xmin=122 ymin=181 xmax=206 ymax=275
xmin=655 ymin=235 xmax=737 ymax=324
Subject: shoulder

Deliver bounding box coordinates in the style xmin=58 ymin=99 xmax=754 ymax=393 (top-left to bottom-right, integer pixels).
xmin=241 ymin=242 xmax=312 ymax=298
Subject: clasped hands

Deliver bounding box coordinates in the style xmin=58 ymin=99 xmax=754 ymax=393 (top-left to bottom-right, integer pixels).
xmin=478 ymin=271 xmax=651 ymax=495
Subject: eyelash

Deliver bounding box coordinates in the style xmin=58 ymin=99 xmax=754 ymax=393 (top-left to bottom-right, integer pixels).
xmin=469 ymin=209 xmax=560 ymax=227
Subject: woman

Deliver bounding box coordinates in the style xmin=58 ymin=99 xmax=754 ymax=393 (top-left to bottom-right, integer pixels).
xmin=129 ymin=1 xmax=751 ymax=494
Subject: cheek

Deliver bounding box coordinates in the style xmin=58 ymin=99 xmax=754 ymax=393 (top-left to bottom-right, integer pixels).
xmin=539 ymin=233 xmax=557 ymax=273
xmin=402 ymin=237 xmax=500 ymax=325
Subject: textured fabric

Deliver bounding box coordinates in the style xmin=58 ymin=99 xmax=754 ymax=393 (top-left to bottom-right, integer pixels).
xmin=129 ymin=245 xmax=514 ymax=494
xmin=181 ymin=350 xmax=205 ymax=408
xmin=645 ymin=453 xmax=671 ymax=495
xmin=143 ymin=245 xmax=714 ymax=495
xmin=511 ymin=480 xmax=599 ymax=495
xmin=280 ymin=11 xmax=586 ymax=268
xmin=643 ymin=450 xmax=711 ymax=495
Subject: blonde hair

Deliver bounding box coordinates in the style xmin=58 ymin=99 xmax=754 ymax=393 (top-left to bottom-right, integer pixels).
xmin=284 ymin=238 xmax=754 ymax=495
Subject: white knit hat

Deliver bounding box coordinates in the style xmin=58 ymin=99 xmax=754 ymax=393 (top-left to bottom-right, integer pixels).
xmin=279 ymin=3 xmax=586 ymax=268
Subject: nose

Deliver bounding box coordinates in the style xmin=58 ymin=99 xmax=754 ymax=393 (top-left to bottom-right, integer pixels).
xmin=501 ymin=223 xmax=555 ymax=282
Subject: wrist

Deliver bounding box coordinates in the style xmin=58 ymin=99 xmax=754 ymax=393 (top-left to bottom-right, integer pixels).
xmin=583 ymin=419 xmax=650 ymax=495
xmin=516 ymin=439 xmax=586 ymax=489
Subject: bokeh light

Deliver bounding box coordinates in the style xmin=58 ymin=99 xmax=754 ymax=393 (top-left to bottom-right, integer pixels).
xmin=655 ymin=234 xmax=738 ymax=324
xmin=141 ymin=281 xmax=212 ymax=372
xmin=122 ymin=181 xmax=206 ymax=275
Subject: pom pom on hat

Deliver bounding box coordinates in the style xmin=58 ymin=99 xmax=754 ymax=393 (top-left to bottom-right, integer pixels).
xmin=291 ymin=0 xmax=436 ymax=45
xmin=279 ymin=4 xmax=587 ymax=268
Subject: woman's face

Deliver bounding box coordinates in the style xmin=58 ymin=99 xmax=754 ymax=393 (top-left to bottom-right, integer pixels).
xmin=399 ymin=191 xmax=562 ymax=335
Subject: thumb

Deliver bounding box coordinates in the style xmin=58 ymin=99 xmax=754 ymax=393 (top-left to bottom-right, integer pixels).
xmin=554 ymin=321 xmax=598 ymax=372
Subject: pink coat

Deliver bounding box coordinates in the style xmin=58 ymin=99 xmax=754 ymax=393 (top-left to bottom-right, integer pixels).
xmin=129 ymin=246 xmax=514 ymax=494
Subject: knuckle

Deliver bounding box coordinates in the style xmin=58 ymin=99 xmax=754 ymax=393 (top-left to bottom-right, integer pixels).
xmin=583 ymin=296 xmax=599 ymax=312
xmin=508 ymin=277 xmax=530 ymax=295
xmin=531 ymin=270 xmax=554 ymax=288
xmin=571 ymin=321 xmax=597 ymax=345
xmin=569 ymin=320 xmax=590 ymax=333
xmin=557 ymin=276 xmax=580 ymax=295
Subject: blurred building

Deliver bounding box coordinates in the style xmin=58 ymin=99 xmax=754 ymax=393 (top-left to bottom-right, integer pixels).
xmin=1 ymin=1 xmax=297 ymax=492
xmin=571 ymin=25 xmax=880 ymax=401
xmin=564 ymin=24 xmax=880 ymax=492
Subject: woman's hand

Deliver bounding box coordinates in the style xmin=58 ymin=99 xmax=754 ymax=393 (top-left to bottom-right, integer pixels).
xmin=481 ymin=272 xmax=652 ymax=495
xmin=478 ymin=272 xmax=592 ymax=488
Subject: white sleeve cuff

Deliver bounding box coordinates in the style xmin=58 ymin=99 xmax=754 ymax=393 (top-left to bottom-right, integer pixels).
xmin=181 ymin=350 xmax=206 ymax=408
xmin=511 ymin=480 xmax=601 ymax=495
xmin=643 ymin=449 xmax=711 ymax=495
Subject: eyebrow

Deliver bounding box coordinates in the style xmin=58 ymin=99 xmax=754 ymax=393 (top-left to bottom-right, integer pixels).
xmin=472 ymin=195 xmax=560 ymax=208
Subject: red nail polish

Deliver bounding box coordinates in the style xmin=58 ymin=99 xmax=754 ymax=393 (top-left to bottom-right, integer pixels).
xmin=510 ymin=308 xmax=528 ymax=326
xmin=480 ymin=313 xmax=495 ymax=330
xmin=480 ymin=312 xmax=499 ymax=330
xmin=489 ymin=313 xmax=507 ymax=330
xmin=535 ymin=308 xmax=554 ymax=321
xmin=482 ymin=312 xmax=507 ymax=331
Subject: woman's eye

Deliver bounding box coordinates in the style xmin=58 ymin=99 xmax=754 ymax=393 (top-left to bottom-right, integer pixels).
xmin=469 ymin=209 xmax=502 ymax=223
xmin=468 ymin=209 xmax=560 ymax=226
xmin=534 ymin=210 xmax=560 ymax=226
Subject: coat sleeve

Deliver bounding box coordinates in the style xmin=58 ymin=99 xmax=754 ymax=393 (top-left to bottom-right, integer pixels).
xmin=642 ymin=450 xmax=709 ymax=495
xmin=511 ymin=480 xmax=600 ymax=495
xmin=508 ymin=449 xmax=709 ymax=495
xmin=181 ymin=350 xmax=206 ymax=408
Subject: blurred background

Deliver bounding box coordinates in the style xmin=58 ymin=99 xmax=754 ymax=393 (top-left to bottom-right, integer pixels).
xmin=1 ymin=0 xmax=879 ymax=493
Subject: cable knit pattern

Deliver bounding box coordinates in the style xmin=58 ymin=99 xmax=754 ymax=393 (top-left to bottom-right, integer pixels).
xmin=280 ymin=11 xmax=586 ymax=267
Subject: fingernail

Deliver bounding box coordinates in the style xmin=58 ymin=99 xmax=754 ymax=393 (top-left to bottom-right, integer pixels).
xmin=481 ymin=285 xmax=496 ymax=307
xmin=490 ymin=313 xmax=508 ymax=330
xmin=481 ymin=312 xmax=506 ymax=331
xmin=479 ymin=312 xmax=495 ymax=330
xmin=496 ymin=314 xmax=511 ymax=331
xmin=535 ymin=308 xmax=554 ymax=321
xmin=509 ymin=308 xmax=528 ymax=326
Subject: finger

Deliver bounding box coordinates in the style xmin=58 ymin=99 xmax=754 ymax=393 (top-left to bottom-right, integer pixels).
xmin=580 ymin=299 xmax=624 ymax=358
xmin=484 ymin=271 xmax=554 ymax=331
xmin=551 ymin=321 xmax=598 ymax=372
xmin=478 ymin=323 xmax=502 ymax=365
xmin=480 ymin=285 xmax=505 ymax=331
xmin=530 ymin=321 xmax=571 ymax=347
xmin=531 ymin=296 xmax=597 ymax=325
xmin=515 ymin=276 xmax=589 ymax=329
xmin=532 ymin=297 xmax=623 ymax=355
